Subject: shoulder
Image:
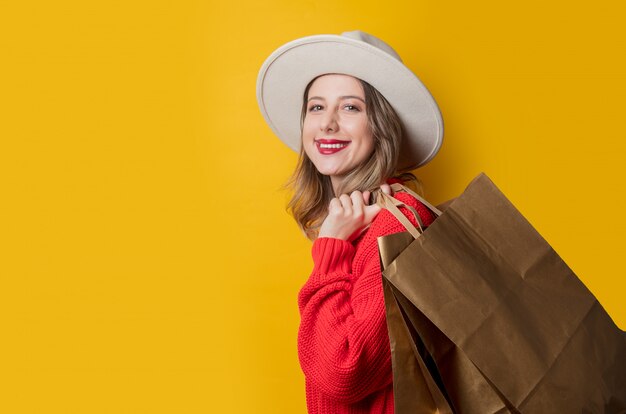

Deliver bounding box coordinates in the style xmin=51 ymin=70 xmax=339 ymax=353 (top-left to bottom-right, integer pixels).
xmin=393 ymin=191 xmax=436 ymax=225
xmin=351 ymin=190 xmax=435 ymax=265
xmin=350 ymin=190 xmax=435 ymax=270
xmin=369 ymin=191 xmax=436 ymax=239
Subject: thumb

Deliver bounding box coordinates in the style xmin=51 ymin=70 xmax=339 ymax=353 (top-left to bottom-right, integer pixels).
xmin=363 ymin=202 xmax=382 ymax=225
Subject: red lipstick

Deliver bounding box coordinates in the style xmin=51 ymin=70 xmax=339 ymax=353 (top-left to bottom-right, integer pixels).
xmin=315 ymin=139 xmax=350 ymax=155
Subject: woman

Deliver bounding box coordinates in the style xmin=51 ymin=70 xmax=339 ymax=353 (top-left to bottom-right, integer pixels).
xmin=256 ymin=31 xmax=444 ymax=413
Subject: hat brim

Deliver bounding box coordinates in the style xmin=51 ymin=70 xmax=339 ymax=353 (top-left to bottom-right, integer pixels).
xmin=256 ymin=34 xmax=444 ymax=171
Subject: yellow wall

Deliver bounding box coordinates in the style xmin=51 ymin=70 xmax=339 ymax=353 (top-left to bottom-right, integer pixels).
xmin=1 ymin=0 xmax=624 ymax=412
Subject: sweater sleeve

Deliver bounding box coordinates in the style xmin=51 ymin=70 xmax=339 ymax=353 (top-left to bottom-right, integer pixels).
xmin=297 ymin=192 xmax=436 ymax=404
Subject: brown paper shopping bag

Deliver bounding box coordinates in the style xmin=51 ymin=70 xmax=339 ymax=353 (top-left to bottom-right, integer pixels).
xmin=378 ymin=173 xmax=626 ymax=413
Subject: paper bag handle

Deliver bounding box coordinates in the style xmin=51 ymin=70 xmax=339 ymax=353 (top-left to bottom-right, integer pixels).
xmin=375 ymin=183 xmax=443 ymax=239
xmin=389 ymin=183 xmax=443 ymax=218
xmin=377 ymin=192 xmax=424 ymax=239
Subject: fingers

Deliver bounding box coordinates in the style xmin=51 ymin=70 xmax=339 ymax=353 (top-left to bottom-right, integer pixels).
xmin=362 ymin=190 xmax=371 ymax=205
xmin=329 ymin=191 xmax=365 ymax=208
xmin=328 ymin=183 xmax=392 ymax=213
xmin=328 ymin=197 xmax=342 ymax=213
xmin=380 ymin=183 xmax=392 ymax=196
xmin=321 ymin=189 xmax=383 ymax=240
xmin=363 ymin=200 xmax=382 ymax=223
xmin=327 ymin=191 xmax=368 ymax=220
xmin=339 ymin=193 xmax=353 ymax=214
xmin=350 ymin=191 xmax=364 ymax=208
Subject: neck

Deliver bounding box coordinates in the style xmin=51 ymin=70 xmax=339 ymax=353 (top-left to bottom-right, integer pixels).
xmin=330 ymin=176 xmax=343 ymax=196
xmin=331 ymin=175 xmax=392 ymax=197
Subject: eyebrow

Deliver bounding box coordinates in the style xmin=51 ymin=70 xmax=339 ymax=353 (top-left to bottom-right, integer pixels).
xmin=307 ymin=95 xmax=366 ymax=104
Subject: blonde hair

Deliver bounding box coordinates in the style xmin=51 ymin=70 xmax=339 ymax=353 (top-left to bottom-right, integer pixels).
xmin=285 ymin=75 xmax=423 ymax=240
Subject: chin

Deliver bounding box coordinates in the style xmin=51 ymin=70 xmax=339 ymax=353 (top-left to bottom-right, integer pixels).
xmin=312 ymin=164 xmax=345 ymax=177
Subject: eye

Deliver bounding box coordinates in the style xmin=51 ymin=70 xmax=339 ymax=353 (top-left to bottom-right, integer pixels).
xmin=344 ymin=104 xmax=360 ymax=111
xmin=308 ymin=104 xmax=323 ymax=112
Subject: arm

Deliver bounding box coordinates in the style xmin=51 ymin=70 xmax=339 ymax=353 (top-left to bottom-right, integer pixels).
xmin=297 ymin=236 xmax=390 ymax=403
xmin=297 ymin=190 xmax=435 ymax=403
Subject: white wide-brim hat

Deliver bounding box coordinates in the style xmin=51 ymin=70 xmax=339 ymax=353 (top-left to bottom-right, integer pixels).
xmin=256 ymin=30 xmax=444 ymax=171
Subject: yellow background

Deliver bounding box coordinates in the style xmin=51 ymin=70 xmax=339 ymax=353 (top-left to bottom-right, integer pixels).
xmin=1 ymin=0 xmax=624 ymax=412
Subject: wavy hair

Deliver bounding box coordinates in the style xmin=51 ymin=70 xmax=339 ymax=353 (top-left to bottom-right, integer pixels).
xmin=285 ymin=75 xmax=423 ymax=240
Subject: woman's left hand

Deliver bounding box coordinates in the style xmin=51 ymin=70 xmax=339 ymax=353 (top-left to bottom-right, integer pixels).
xmin=318 ymin=184 xmax=392 ymax=242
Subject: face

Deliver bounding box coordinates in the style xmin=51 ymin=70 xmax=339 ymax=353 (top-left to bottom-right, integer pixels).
xmin=302 ymin=74 xmax=375 ymax=187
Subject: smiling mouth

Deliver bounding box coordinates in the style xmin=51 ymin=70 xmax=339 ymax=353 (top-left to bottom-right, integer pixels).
xmin=316 ymin=139 xmax=350 ymax=155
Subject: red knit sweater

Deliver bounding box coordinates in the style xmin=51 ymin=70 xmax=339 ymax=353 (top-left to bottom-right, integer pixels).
xmin=297 ymin=190 xmax=436 ymax=414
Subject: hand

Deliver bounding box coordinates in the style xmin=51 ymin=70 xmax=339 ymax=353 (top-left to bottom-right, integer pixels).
xmin=318 ymin=184 xmax=392 ymax=242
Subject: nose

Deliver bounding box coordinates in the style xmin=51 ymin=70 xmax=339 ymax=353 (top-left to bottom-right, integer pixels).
xmin=320 ymin=109 xmax=339 ymax=133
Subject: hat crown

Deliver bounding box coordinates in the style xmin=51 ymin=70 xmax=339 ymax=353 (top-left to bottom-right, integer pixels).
xmin=340 ymin=30 xmax=403 ymax=63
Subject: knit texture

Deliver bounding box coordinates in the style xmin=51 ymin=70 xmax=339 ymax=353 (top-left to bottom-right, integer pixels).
xmin=297 ymin=190 xmax=436 ymax=414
